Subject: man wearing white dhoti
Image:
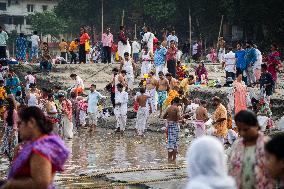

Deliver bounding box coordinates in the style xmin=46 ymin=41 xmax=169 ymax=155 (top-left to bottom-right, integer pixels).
xmin=114 ymin=83 xmax=128 ymax=132
xmin=135 ymin=87 xmax=150 ymax=136
xmin=120 ymin=52 xmax=135 ymax=93
xmin=142 ymin=26 xmax=155 ymax=52
xmin=140 ymin=46 xmax=153 ymax=80
xmin=146 ymin=71 xmax=158 ymax=114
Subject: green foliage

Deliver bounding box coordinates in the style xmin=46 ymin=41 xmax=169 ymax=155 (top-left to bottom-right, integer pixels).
xmin=27 ymin=11 xmax=68 ymax=37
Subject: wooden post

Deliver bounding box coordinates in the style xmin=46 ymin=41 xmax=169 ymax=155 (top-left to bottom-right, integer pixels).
xmin=134 ymin=24 xmax=137 ymax=39
xmin=189 ymin=8 xmax=192 ymax=63
xmin=101 ymin=0 xmax=104 ymax=39
xmin=121 ymin=9 xmax=125 ymax=26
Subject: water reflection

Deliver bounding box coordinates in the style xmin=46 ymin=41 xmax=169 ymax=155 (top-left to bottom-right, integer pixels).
xmin=1 ymin=127 xmax=187 ymax=188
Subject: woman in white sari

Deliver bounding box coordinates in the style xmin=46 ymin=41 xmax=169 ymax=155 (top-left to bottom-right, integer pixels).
xmin=186 ymin=136 xmax=236 ymax=189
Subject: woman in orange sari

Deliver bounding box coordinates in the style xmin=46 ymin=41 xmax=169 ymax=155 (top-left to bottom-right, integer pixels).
xmin=234 ymin=73 xmax=247 ymax=115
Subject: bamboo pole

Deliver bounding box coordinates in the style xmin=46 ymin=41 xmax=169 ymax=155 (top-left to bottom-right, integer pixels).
xmin=121 ymin=10 xmax=125 ymax=26
xmin=189 ymin=8 xmax=192 ymax=63
xmin=134 ymin=24 xmax=137 ymax=39
xmin=101 ymin=0 xmax=104 ymax=39
xmin=217 ymin=15 xmax=224 ymax=49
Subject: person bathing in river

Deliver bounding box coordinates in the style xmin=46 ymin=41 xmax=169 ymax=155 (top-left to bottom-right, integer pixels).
xmin=163 ymin=97 xmax=183 ymax=163
xmin=135 ymin=87 xmax=150 ymax=137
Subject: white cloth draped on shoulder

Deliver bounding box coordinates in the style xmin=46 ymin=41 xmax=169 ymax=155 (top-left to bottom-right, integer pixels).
xmin=185 ymin=136 xmax=236 ymax=189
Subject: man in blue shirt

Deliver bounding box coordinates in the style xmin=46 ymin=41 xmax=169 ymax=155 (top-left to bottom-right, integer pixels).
xmin=87 ymin=84 xmax=105 ymax=130
xmin=154 ymin=41 xmax=167 ymax=77
xmin=235 ymin=43 xmax=247 ymax=83
xmin=245 ymin=41 xmax=257 ymax=86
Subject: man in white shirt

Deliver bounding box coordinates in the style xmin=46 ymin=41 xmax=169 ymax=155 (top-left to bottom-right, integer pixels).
xmin=70 ymin=73 xmax=84 ymax=96
xmin=87 ymin=84 xmax=105 ymax=129
xmin=142 ymin=26 xmax=154 ymax=52
xmin=102 ymin=28 xmax=113 ymax=63
xmin=132 ymin=39 xmax=140 ymax=63
xmin=25 ymin=71 xmax=35 ymax=92
xmin=223 ymin=47 xmax=236 ymax=84
xmin=254 ymin=45 xmax=262 ymax=82
xmin=167 ymin=30 xmax=178 ymax=46
xmin=30 ymin=31 xmax=40 ymax=63
xmin=114 ymin=83 xmax=128 ymax=132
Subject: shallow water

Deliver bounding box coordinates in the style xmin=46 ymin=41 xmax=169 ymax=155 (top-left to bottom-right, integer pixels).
xmin=0 ymin=127 xmax=188 ymax=188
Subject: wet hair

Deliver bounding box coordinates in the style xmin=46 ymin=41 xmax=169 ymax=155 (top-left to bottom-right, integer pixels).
xmin=16 ymin=90 xmax=22 ymax=97
xmin=188 ymin=75 xmax=194 ymax=80
xmin=236 ymin=72 xmax=243 ymax=78
xmin=271 ymin=43 xmax=278 ymax=50
xmin=112 ymin=68 xmax=118 ymax=72
xmin=212 ymin=96 xmax=221 ymax=103
xmin=116 ymin=83 xmax=123 ymax=89
xmin=91 ymin=84 xmax=96 ymax=88
xmin=124 ymin=52 xmax=129 ymax=56
xmin=234 ymin=110 xmax=259 ymax=128
xmin=19 ymin=107 xmax=53 ymax=134
xmin=20 ymin=33 xmax=24 ymax=37
xmin=140 ymin=87 xmax=146 ymax=93
xmin=70 ymin=92 xmax=76 ymax=98
xmin=47 ymin=93 xmax=54 ymax=100
xmin=29 ymin=83 xmax=36 ymax=88
xmin=261 ymin=63 xmax=268 ymax=70
xmin=265 ymin=133 xmax=284 ymax=160
xmin=121 ymin=70 xmax=127 ymax=74
xmin=172 ymin=97 xmax=180 ymax=104
xmin=62 ymin=39 xmax=65 ymax=42
xmin=33 ymin=31 xmax=38 ymax=35
xmin=158 ymin=71 xmax=164 ymax=76
xmin=70 ymin=74 xmax=77 ymax=78
xmin=200 ymin=100 xmax=207 ymax=106
xmin=149 ymin=71 xmax=154 ymax=75
xmin=165 ymin=73 xmax=172 ymax=77
xmin=146 ymin=26 xmax=151 ymax=31
xmin=6 ymin=96 xmax=15 ymax=126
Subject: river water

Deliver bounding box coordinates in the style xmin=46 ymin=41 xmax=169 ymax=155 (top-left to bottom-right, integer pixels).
xmin=0 ymin=127 xmax=189 ymax=188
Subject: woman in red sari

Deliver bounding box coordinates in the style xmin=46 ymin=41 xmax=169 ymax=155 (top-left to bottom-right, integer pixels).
xmin=267 ymin=43 xmax=282 ymax=84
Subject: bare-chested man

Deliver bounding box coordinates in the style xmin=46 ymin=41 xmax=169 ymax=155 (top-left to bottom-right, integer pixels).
xmin=135 ymin=87 xmax=150 ymax=136
xmin=156 ymin=71 xmax=169 ymax=117
xmin=146 ymin=71 xmax=158 ymax=114
xmin=163 ymin=97 xmax=182 ymax=163
xmin=165 ymin=73 xmax=178 ymax=90
xmin=194 ymin=100 xmax=209 ymax=137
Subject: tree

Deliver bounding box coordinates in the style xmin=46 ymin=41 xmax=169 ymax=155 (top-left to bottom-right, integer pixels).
xmin=27 ymin=11 xmax=69 ymax=37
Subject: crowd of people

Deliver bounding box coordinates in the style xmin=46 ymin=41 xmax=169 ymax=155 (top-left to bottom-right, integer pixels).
xmin=0 ymin=23 xmax=283 ymax=189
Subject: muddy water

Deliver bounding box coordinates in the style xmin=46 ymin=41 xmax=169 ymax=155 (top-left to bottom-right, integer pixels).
xmin=0 ymin=127 xmax=189 ymax=188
